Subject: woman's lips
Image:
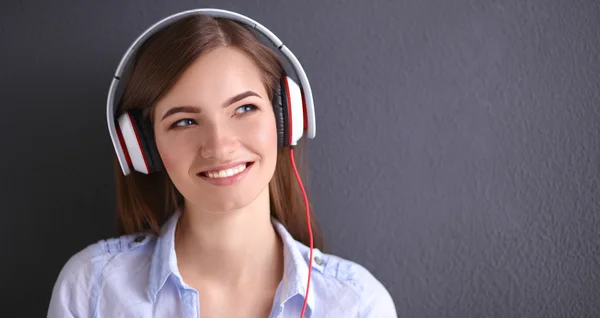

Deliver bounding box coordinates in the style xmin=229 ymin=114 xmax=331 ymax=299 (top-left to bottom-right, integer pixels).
xmin=197 ymin=162 xmax=254 ymax=186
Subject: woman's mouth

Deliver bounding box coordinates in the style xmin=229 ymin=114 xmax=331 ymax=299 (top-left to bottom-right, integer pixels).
xmin=198 ymin=162 xmax=254 ymax=180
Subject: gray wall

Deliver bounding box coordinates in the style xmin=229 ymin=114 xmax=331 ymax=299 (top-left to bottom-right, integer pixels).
xmin=1 ymin=0 xmax=599 ymax=316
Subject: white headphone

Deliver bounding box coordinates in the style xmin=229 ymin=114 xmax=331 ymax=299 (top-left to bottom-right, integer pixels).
xmin=106 ymin=8 xmax=316 ymax=175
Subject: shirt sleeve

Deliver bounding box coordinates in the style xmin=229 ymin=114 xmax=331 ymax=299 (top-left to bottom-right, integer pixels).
xmin=47 ymin=244 xmax=100 ymax=318
xmin=354 ymin=264 xmax=398 ymax=318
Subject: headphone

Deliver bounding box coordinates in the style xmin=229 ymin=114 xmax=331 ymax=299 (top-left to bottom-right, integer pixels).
xmin=105 ymin=8 xmax=317 ymax=317
xmin=106 ymin=8 xmax=316 ymax=176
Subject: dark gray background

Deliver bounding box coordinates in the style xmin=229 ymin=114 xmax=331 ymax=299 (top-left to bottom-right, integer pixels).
xmin=1 ymin=0 xmax=599 ymax=317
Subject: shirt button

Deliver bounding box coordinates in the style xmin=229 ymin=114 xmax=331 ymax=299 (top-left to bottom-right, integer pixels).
xmin=314 ymin=256 xmax=323 ymax=266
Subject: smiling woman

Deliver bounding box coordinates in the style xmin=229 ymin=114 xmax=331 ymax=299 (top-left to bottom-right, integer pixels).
xmin=150 ymin=45 xmax=281 ymax=216
xmin=47 ymin=8 xmax=397 ymax=318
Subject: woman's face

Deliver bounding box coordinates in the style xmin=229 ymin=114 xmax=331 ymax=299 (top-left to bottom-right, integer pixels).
xmin=153 ymin=46 xmax=278 ymax=214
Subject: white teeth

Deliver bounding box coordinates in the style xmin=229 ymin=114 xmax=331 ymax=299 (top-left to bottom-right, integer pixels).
xmin=205 ymin=163 xmax=247 ymax=179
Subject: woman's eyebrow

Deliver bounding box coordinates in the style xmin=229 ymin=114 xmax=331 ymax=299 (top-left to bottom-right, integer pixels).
xmin=161 ymin=106 xmax=200 ymax=121
xmin=160 ymin=91 xmax=260 ymax=122
xmin=221 ymin=90 xmax=260 ymax=108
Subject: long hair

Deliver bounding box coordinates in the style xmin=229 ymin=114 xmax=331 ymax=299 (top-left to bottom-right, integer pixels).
xmin=112 ymin=14 xmax=324 ymax=250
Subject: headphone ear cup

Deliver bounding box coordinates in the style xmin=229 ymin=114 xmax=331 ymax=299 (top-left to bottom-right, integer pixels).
xmin=117 ymin=109 xmax=163 ymax=174
xmin=128 ymin=109 xmax=163 ymax=173
xmin=117 ymin=112 xmax=147 ymax=174
xmin=279 ymin=76 xmax=304 ymax=147
xmin=273 ymin=80 xmax=289 ymax=148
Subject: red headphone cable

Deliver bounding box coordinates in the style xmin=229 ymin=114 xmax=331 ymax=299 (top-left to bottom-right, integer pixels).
xmin=289 ymin=146 xmax=313 ymax=318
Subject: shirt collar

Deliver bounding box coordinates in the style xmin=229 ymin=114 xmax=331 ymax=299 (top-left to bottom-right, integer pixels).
xmin=272 ymin=218 xmax=317 ymax=315
xmin=147 ymin=209 xmax=181 ymax=302
xmin=146 ymin=210 xmax=318 ymax=314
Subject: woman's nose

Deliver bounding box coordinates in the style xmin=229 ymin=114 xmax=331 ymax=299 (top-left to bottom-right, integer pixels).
xmin=199 ymin=122 xmax=240 ymax=159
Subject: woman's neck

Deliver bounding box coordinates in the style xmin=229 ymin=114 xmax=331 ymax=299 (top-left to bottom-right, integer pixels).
xmin=174 ymin=187 xmax=283 ymax=290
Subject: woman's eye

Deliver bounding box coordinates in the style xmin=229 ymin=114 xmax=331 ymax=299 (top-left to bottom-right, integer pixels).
xmin=170 ymin=118 xmax=196 ymax=129
xmin=235 ymin=104 xmax=257 ymax=115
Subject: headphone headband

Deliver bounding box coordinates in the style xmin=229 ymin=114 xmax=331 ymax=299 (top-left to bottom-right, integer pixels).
xmin=106 ymin=8 xmax=315 ymax=175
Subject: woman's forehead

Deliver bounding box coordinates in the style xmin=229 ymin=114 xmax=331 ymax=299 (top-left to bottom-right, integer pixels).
xmin=154 ymin=47 xmax=268 ymax=113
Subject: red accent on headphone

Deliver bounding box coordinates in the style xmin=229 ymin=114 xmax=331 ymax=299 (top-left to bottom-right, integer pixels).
xmin=116 ymin=124 xmax=133 ymax=168
xmin=127 ymin=113 xmax=151 ymax=174
xmin=301 ymin=91 xmax=308 ymax=132
xmin=290 ymin=147 xmax=313 ymax=318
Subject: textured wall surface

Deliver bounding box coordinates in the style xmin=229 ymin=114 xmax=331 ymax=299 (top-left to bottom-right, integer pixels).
xmin=1 ymin=0 xmax=599 ymax=316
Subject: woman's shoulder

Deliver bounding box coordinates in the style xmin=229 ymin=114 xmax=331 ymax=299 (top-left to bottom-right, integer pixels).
xmin=310 ymin=249 xmax=398 ymax=316
xmin=57 ymin=231 xmax=156 ymax=276
xmin=47 ymin=232 xmax=156 ymax=317
xmin=57 ymin=231 xmax=156 ymax=272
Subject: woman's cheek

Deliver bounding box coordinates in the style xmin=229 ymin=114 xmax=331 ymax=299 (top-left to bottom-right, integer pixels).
xmin=156 ymin=135 xmax=189 ymax=174
xmin=245 ymin=114 xmax=278 ymax=148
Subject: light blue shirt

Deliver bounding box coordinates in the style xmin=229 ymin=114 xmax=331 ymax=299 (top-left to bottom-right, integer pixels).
xmin=48 ymin=210 xmax=397 ymax=317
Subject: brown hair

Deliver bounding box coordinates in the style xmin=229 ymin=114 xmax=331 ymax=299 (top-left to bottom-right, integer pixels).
xmin=112 ymin=15 xmax=324 ymax=250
